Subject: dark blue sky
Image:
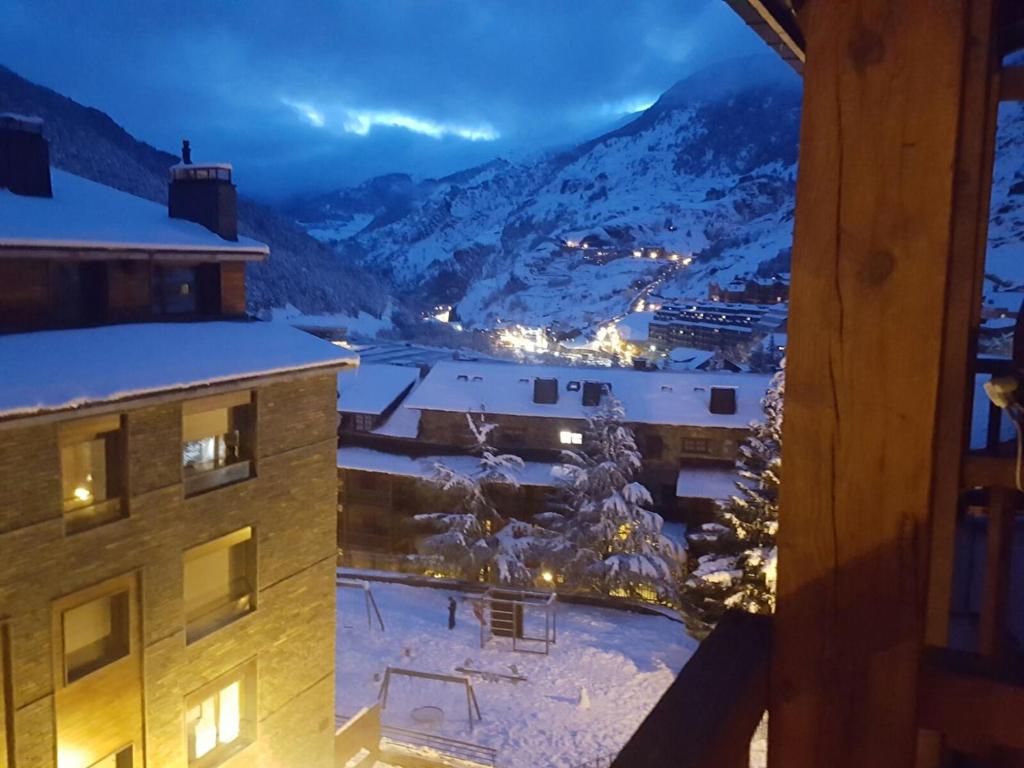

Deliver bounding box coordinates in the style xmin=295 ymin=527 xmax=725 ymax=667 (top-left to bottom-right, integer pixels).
xmin=1 ymin=1 xmax=767 ymax=199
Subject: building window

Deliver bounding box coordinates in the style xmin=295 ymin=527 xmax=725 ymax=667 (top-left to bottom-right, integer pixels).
xmin=352 ymin=413 xmax=376 ymax=432
xmin=89 ymin=746 xmax=133 ymax=768
xmin=184 ymin=528 xmax=255 ymax=643
xmin=152 ymin=265 xmax=199 ymax=314
xmin=186 ymin=659 xmax=256 ymax=766
xmin=182 ymin=392 xmax=254 ymax=496
xmin=502 ymin=427 xmax=527 ymax=448
xmin=643 ymin=434 xmax=665 ymax=459
xmin=682 ymin=437 xmax=711 ymax=454
xmin=559 ymin=430 xmax=583 ymax=445
xmin=59 ymin=414 xmax=125 ymax=534
xmin=61 ymin=589 xmax=131 ymax=684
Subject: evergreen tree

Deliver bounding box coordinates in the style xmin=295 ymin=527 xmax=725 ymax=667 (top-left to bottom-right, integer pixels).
xmin=415 ymin=414 xmax=556 ymax=584
xmin=541 ymin=397 xmax=686 ymax=605
xmin=681 ymin=365 xmax=783 ymax=635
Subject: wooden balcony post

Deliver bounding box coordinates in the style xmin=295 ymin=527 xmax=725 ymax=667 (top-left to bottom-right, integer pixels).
xmin=771 ymin=1 xmax=998 ymax=766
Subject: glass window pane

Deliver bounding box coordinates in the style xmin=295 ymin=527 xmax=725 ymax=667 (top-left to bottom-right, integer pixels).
xmin=184 ymin=532 xmax=254 ymax=642
xmin=61 ymin=436 xmax=113 ymax=511
xmin=63 ymin=591 xmax=130 ymax=683
xmin=218 ymin=681 xmax=241 ymax=744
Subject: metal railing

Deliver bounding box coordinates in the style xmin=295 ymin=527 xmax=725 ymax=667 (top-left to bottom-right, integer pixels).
xmin=380 ymin=724 xmax=498 ymax=767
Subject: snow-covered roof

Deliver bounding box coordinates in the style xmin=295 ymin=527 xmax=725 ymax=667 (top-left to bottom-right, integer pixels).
xmin=668 ymin=346 xmax=716 ymax=367
xmin=337 ymin=446 xmax=563 ymax=487
xmin=0 ymin=169 xmax=268 ymax=256
xmin=337 ymin=364 xmax=420 ymax=415
xmin=0 ymin=321 xmax=356 ymax=419
xmin=676 ymin=465 xmax=741 ymax=500
xmin=615 ymin=312 xmax=654 ymax=342
xmin=372 ymin=407 xmax=422 ymax=438
xmin=403 ymin=361 xmax=770 ymax=428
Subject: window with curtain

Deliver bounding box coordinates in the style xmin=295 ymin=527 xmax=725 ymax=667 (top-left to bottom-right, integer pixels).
xmin=185 ymin=659 xmax=256 ymax=766
xmin=62 ymin=590 xmax=130 ymax=684
xmin=183 ymin=528 xmax=255 ymax=643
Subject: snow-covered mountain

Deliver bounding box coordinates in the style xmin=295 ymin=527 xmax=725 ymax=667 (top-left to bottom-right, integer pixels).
xmin=291 ymin=54 xmax=1024 ymax=336
xmin=289 ymin=56 xmax=802 ymax=332
xmin=0 ymin=64 xmax=388 ymax=318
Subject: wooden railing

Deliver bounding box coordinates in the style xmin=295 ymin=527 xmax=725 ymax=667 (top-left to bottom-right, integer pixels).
xmin=610 ymin=610 xmax=771 ymax=768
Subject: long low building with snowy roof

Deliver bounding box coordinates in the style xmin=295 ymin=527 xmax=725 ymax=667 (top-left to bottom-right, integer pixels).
xmin=334 ymin=358 xmax=771 ymax=564
xmin=0 ymin=117 xmax=350 ymax=767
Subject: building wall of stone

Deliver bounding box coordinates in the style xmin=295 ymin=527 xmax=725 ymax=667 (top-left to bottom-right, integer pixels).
xmin=0 ymin=370 xmax=339 ymax=768
xmin=416 ymin=409 xmax=743 ymax=463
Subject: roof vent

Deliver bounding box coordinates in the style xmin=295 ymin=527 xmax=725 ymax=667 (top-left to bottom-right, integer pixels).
xmin=0 ymin=114 xmax=52 ymax=198
xmin=582 ymin=381 xmax=607 ymax=407
xmin=168 ymin=139 xmax=238 ymax=241
xmin=709 ymin=386 xmax=738 ymax=415
xmin=533 ymin=378 xmax=559 ymax=404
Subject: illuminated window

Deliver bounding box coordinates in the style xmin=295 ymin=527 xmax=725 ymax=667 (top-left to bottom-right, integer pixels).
xmin=152 ymin=265 xmax=198 ymax=314
xmin=186 ymin=659 xmax=256 ymax=766
xmin=559 ymin=430 xmax=583 ymax=445
xmin=184 ymin=528 xmax=255 ymax=643
xmin=182 ymin=392 xmax=254 ymax=496
xmin=682 ymin=437 xmax=711 ymax=454
xmin=61 ymin=589 xmax=130 ymax=684
xmin=59 ymin=415 xmax=125 ymax=534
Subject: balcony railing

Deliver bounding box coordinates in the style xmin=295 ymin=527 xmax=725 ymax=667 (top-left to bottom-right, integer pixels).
xmin=611 ymin=610 xmax=771 ymax=768
xmin=183 ymin=459 xmax=252 ymax=497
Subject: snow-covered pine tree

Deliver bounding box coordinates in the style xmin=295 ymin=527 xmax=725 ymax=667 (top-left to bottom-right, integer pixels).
xmin=540 ymin=397 xmax=686 ymax=605
xmin=681 ymin=365 xmax=783 ymax=635
xmin=415 ymin=414 xmax=557 ymax=584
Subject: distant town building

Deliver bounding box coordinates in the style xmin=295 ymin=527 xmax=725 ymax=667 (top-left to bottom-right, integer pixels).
xmin=649 ymin=302 xmax=786 ymax=350
xmin=0 ymin=121 xmax=351 ymax=767
xmin=709 ymin=274 xmax=789 ymax=304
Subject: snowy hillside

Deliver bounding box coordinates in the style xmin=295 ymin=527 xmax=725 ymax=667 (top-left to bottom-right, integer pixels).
xmin=294 ymin=53 xmax=1024 ymax=337
xmin=0 ymin=64 xmax=388 ymax=317
xmin=291 ymin=56 xmax=802 ymax=333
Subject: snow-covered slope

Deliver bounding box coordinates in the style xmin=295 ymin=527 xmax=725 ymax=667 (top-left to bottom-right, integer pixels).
xmin=293 ymin=53 xmax=1024 ymax=336
xmin=291 ymin=56 xmax=801 ymax=332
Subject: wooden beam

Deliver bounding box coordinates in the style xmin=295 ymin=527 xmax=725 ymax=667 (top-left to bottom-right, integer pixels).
xmin=918 ymin=648 xmax=1024 ymax=751
xmin=770 ymin=1 xmax=995 ymax=766
xmin=611 ymin=611 xmax=770 ymax=768
xmin=978 ymin=487 xmax=1016 ymax=658
xmin=722 ymin=0 xmax=805 ymax=73
xmin=923 ymin=0 xmax=1000 ymax=648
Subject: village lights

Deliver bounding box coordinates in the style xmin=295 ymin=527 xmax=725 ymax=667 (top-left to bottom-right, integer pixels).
xmin=682 ymin=256 xmax=694 ymax=266
xmin=632 ymin=250 xmax=642 ymax=258
xmin=669 ymin=253 xmax=679 ymax=261
xmin=73 ymin=485 xmax=92 ymax=503
xmin=542 ymin=571 xmax=554 ymax=583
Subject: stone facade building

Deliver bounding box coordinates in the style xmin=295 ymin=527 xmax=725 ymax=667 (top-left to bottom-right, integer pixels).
xmin=0 ymin=119 xmax=352 ymax=768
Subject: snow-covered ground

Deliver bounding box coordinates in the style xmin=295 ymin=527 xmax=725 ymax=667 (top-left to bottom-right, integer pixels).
xmin=335 ymin=581 xmax=696 ymax=767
